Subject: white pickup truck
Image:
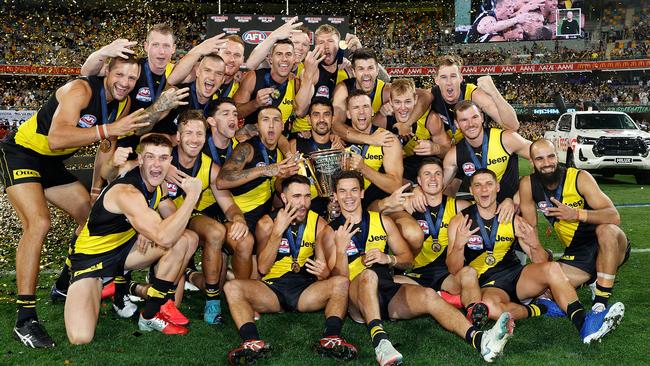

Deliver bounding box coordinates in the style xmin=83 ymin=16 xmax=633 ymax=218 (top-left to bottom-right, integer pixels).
xmin=544 ymin=111 xmax=650 ymax=184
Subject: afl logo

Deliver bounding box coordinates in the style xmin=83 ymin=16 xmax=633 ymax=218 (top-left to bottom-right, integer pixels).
xmin=77 ymin=114 xmax=97 ymax=128
xmin=243 ymin=31 xmax=269 ymax=45
xmin=166 ymin=182 xmax=178 ymax=197
xmin=462 ymin=162 xmax=476 ymax=176
xmin=315 ymin=85 xmax=330 ymax=98
xmin=467 ymin=235 xmax=483 ymax=250
xmin=136 ymin=87 xmax=152 ymax=102
xmin=537 ymin=201 xmax=551 ymax=214
xmin=417 ymin=220 xmax=429 ymax=234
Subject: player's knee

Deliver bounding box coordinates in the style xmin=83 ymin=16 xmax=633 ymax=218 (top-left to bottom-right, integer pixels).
xmin=67 ymin=329 xmax=94 ymax=345
xmin=23 ymin=214 xmax=51 ymax=235
xmin=223 ymin=279 xmax=242 ymax=299
xmin=330 ymin=275 xmax=350 ymax=293
xmin=545 ymin=261 xmax=567 ymax=282
xmin=458 ymin=266 xmax=478 ymax=282
xmin=402 ymin=224 xmax=424 ymax=246
xmin=595 ymin=224 xmax=619 ymax=242
xmin=358 ymin=269 xmax=378 ymax=286
xmin=233 ymin=234 xmax=254 ymax=257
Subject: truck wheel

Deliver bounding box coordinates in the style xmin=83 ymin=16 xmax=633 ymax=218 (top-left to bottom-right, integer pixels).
xmin=635 ymin=172 xmax=650 ymax=185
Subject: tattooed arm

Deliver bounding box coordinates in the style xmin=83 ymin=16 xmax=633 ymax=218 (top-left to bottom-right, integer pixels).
xmin=134 ymin=86 xmax=190 ymax=135
xmin=216 ymin=142 xmax=275 ymax=189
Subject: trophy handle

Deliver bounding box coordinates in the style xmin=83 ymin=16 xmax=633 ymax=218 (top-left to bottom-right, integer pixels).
xmin=304 ymin=158 xmax=325 ymax=196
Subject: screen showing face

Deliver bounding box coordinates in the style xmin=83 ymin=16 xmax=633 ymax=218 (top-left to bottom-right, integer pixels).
xmin=455 ymin=0 xmax=584 ymax=43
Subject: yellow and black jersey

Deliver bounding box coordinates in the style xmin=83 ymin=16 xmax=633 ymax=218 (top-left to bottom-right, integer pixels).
xmin=153 ymin=79 xmax=217 ymax=136
xmin=385 ymin=107 xmax=433 ymax=157
xmin=329 ymin=211 xmax=388 ymax=281
xmin=72 ymin=167 xmax=163 ymax=255
xmin=244 ymin=68 xmax=295 ymax=126
xmin=202 ymin=135 xmax=239 ymax=167
xmin=455 ymin=128 xmax=518 ymax=202
xmin=262 ymin=210 xmax=319 ymax=280
xmin=230 ymin=135 xmax=283 ymax=213
xmin=218 ymin=79 xmax=240 ymax=99
xmin=292 ymin=64 xmax=350 ymax=133
xmin=530 ymin=167 xmax=597 ymax=248
xmin=12 ymin=76 xmax=128 ymax=158
xmin=131 ymin=59 xmax=174 ymax=111
xmin=431 ymin=82 xmax=477 ymax=143
xmin=166 ymin=147 xmax=214 ymax=213
xmin=347 ymin=126 xmax=386 ymax=190
xmin=295 ymin=136 xmax=333 ymax=198
xmin=461 ymin=205 xmax=519 ymax=279
xmin=343 ymin=78 xmax=386 ymax=114
xmin=412 ymin=196 xmax=458 ymax=270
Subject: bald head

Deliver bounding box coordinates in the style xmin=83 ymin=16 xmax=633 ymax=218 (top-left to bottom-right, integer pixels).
xmin=529 ymin=138 xmax=555 ymax=159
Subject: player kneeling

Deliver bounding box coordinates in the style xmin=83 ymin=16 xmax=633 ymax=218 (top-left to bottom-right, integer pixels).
xmin=224 ymin=175 xmax=357 ymax=365
xmin=64 ymin=134 xmax=201 ymax=344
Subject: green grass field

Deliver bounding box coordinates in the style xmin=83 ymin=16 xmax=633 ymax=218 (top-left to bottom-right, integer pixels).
xmin=1 ymin=161 xmax=649 ymax=366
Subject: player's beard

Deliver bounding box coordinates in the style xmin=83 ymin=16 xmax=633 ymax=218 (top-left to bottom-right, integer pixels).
xmin=536 ymin=165 xmax=565 ymax=187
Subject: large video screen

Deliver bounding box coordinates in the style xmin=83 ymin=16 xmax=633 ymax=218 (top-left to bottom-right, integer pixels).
xmin=455 ymin=0 xmax=585 ymax=43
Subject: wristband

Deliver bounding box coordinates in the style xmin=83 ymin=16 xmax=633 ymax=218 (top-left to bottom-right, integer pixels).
xmin=102 ymin=123 xmax=110 ymax=138
xmin=95 ymin=125 xmax=102 ymax=140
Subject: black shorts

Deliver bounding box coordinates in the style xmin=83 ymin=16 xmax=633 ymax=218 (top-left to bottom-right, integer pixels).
xmin=263 ymin=271 xmax=317 ymax=312
xmin=244 ymin=200 xmax=272 ymax=235
xmin=0 ymin=141 xmax=77 ymax=190
xmin=559 ymin=238 xmax=632 ymax=283
xmin=479 ymin=264 xmax=524 ymax=303
xmin=405 ymin=264 xmax=450 ymax=291
xmin=69 ymin=236 xmax=137 ymax=284
xmin=558 ymin=240 xmax=599 ymax=278
xmin=370 ymin=265 xmax=403 ymax=320
xmin=194 ymin=204 xmax=227 ymax=224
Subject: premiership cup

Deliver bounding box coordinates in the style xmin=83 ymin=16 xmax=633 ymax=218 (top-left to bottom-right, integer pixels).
xmin=305 ymin=148 xmax=346 ymax=197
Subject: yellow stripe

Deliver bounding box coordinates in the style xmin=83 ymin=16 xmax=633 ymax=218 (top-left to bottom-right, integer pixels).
xmin=370 ymin=325 xmax=385 ymax=338
xmin=14 ymin=114 xmax=78 ymax=156
xmin=146 ymin=287 xmax=166 ymax=299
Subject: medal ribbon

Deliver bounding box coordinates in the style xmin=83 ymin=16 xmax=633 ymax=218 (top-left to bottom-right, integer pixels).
xmin=140 ymin=181 xmax=159 ymax=209
xmin=351 ymin=212 xmax=370 ymax=254
xmin=172 ymin=147 xmax=201 ymax=177
xmin=424 ymin=198 xmax=447 ymax=240
xmin=99 ymin=84 xmax=118 ymax=126
xmin=473 ymin=206 xmax=499 ymax=255
xmin=285 ymin=222 xmax=306 ymax=263
xmin=464 ymin=130 xmax=489 ymax=171
xmin=207 ymin=135 xmax=232 ymax=166
xmin=189 ymin=81 xmax=211 ymax=116
xmin=264 ymin=71 xmax=288 ymax=104
xmin=256 ymin=138 xmax=277 ymax=166
xmin=542 ymin=172 xmax=566 ymax=226
xmin=144 ymin=60 xmax=166 ymax=102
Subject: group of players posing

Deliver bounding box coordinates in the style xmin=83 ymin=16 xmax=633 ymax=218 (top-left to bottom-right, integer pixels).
xmin=0 ymin=17 xmax=629 ymax=366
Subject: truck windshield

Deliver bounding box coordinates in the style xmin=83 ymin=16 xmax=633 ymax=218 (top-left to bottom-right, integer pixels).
xmin=575 ymin=114 xmax=637 ymax=130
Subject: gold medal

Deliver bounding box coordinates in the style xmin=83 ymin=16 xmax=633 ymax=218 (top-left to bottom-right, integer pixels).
xmin=99 ymin=138 xmax=112 ymax=153
xmin=291 ymin=260 xmax=300 ymax=273
xmin=338 ymin=40 xmax=348 ymax=50
xmin=431 ymin=239 xmax=442 ymax=253
xmin=271 ymin=88 xmax=280 ymax=100
xmin=485 ymin=254 xmax=496 ymax=266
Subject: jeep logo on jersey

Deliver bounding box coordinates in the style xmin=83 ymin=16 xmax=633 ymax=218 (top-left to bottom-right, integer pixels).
xmin=77 ymin=114 xmax=97 ymax=128
xmin=136 ymin=87 xmax=152 ymax=102
xmin=243 ymin=30 xmax=270 ymax=45
xmin=417 ymin=220 xmax=429 ymax=234
xmin=467 ymin=235 xmax=483 ymax=250
xmin=462 ymin=162 xmax=476 ymax=176
xmin=316 ymin=85 xmax=330 ymax=98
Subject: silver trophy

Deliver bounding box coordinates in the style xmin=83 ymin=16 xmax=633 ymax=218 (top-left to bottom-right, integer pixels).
xmin=305 ymin=148 xmax=347 ymax=219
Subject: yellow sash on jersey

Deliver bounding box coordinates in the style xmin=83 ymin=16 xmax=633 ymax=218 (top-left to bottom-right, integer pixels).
xmin=263 ymin=210 xmax=318 ymax=280
xmin=552 ymin=168 xmax=586 ymax=247
xmin=348 ymin=211 xmax=388 ymax=280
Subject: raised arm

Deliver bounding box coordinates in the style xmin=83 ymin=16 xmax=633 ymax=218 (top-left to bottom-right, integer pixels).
xmin=357 ymin=140 xmax=403 ymax=193
xmin=106 ymin=176 xmax=202 ymax=248
xmin=473 ymin=76 xmax=519 ymax=131
xmin=518 ymin=176 xmax=538 ymax=227
xmin=167 ymin=34 xmax=226 ymax=86
xmin=80 ymin=39 xmax=137 ymax=77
